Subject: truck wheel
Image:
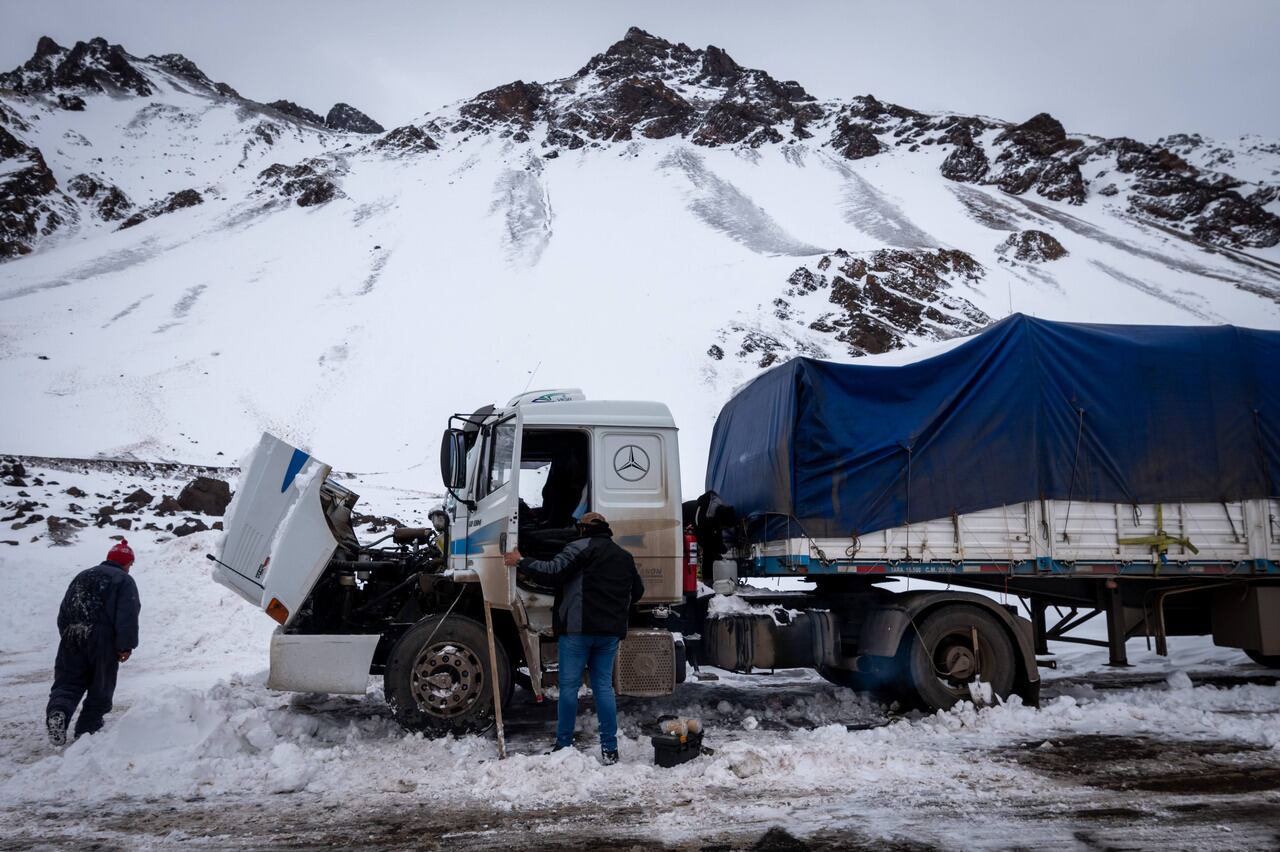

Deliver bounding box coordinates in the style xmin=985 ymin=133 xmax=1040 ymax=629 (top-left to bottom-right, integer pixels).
xmin=384 ymin=614 xmax=512 ymax=736
xmin=902 ymin=605 xmax=1016 ymax=711
xmin=1244 ymin=649 xmax=1280 ymax=669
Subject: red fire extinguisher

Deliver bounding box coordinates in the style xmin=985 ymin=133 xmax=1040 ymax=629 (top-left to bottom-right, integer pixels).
xmin=683 ymin=527 xmax=699 ymax=593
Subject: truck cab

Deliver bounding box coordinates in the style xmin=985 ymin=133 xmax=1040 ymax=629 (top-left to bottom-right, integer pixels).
xmin=213 ymin=390 xmax=687 ymax=735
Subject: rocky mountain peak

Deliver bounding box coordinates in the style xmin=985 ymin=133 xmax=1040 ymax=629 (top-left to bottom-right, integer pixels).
xmin=451 ymin=27 xmax=822 ymax=149
xmin=267 ymin=99 xmax=326 ymax=126
xmin=574 ymin=27 xmax=700 ymax=80
xmin=34 ymin=36 xmax=62 ymax=59
xmin=325 ymin=103 xmax=384 ymax=134
xmin=996 ymin=111 xmax=1071 ymax=157
xmin=701 ymin=45 xmax=741 ymax=79
xmin=147 ymin=53 xmax=209 ymax=84
xmin=1 ymin=36 xmax=152 ymax=96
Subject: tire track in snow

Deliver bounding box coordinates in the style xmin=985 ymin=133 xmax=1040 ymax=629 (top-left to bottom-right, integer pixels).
xmin=154 ymin=284 xmax=207 ymax=333
xmin=491 ymin=160 xmax=552 ymax=267
xmin=825 ymin=155 xmax=936 ymax=248
xmin=1013 ymin=194 xmax=1280 ymax=305
xmin=0 ymin=238 xmax=165 ymax=303
xmin=1089 ymin=260 xmax=1220 ymax=321
xmin=949 ymin=183 xmax=1043 ymax=231
xmin=661 ymin=147 xmax=826 ymax=257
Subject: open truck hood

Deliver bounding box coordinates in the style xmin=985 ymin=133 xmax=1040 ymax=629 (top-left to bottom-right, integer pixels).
xmin=213 ymin=433 xmax=342 ymax=626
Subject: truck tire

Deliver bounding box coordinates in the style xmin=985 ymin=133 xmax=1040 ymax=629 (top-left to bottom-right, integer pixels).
xmin=901 ymin=605 xmax=1016 ymax=711
xmin=1244 ymin=649 xmax=1280 ymax=669
xmin=384 ymin=614 xmax=512 ymax=736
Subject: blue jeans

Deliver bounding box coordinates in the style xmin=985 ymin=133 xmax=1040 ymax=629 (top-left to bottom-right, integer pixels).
xmin=556 ymin=634 xmax=620 ymax=751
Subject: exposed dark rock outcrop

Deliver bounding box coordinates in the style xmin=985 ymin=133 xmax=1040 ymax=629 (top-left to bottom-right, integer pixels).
xmin=940 ymin=127 xmax=990 ymax=182
xmin=371 ymin=124 xmax=438 ymax=154
xmin=325 ymin=102 xmax=384 ymax=134
xmin=173 ymin=517 xmax=210 ymax=537
xmin=46 ymin=515 xmax=87 ymax=545
xmin=176 ymin=476 xmax=231 ymax=516
xmin=713 ymin=248 xmax=991 ymax=366
xmin=0 ymin=130 xmax=69 ymax=259
xmin=560 ymin=76 xmax=695 ymax=142
xmin=268 ymin=100 xmax=326 ymax=126
xmin=0 ymin=37 xmax=153 ymax=96
xmin=831 ymin=119 xmax=882 ymax=160
xmin=144 ymin=52 xmax=239 ymax=96
xmin=1088 ymin=137 xmax=1280 ymax=248
xmin=117 ymin=188 xmax=203 ymax=230
xmin=67 ymin=174 xmax=133 ymax=221
xmin=997 ymin=230 xmax=1068 ymax=262
xmin=256 ymin=159 xmax=343 ymax=206
xmin=576 ymin=26 xmax=701 ymax=80
xmin=987 ymin=113 xmax=1086 ymax=204
xmin=815 ymin=248 xmax=991 ymax=354
xmin=458 ymin=80 xmax=546 ymax=130
xmin=56 ymin=93 xmax=86 ymax=111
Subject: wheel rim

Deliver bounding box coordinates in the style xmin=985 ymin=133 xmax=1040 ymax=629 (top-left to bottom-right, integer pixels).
xmin=409 ymin=641 xmax=486 ymax=719
xmin=931 ymin=630 xmax=983 ymax=693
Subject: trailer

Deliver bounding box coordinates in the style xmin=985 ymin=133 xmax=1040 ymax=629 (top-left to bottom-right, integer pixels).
xmin=211 ymin=314 xmax=1279 ymax=733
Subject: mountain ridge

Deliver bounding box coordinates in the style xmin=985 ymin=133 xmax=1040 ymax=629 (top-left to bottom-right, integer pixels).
xmin=1 ymin=28 xmax=1278 ymax=483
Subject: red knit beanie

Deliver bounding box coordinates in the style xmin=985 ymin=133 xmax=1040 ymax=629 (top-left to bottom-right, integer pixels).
xmin=107 ymin=539 xmax=135 ymax=568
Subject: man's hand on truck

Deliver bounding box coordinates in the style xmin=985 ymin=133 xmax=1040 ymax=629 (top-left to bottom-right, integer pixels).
xmin=503 ymin=549 xmax=522 ymax=568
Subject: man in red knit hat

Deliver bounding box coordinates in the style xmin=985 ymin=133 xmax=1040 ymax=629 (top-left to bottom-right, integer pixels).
xmin=45 ymin=538 xmax=141 ymax=745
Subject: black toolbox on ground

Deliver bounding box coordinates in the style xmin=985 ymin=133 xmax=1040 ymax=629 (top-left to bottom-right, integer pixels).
xmin=651 ymin=730 xmax=703 ymax=768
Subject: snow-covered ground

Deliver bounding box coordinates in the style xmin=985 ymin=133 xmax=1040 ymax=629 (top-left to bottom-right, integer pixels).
xmin=2 ymin=461 xmax=1278 ymax=850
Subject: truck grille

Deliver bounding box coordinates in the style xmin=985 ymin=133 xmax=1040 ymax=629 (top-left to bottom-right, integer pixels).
xmin=614 ymin=629 xmax=675 ymax=697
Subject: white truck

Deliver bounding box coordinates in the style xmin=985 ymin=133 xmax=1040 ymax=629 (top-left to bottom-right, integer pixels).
xmin=213 ymin=295 xmax=1280 ymax=736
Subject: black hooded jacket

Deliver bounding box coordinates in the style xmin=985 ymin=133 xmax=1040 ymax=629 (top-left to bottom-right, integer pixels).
xmin=516 ymin=523 xmax=644 ymax=639
xmin=56 ymin=560 xmax=140 ymax=651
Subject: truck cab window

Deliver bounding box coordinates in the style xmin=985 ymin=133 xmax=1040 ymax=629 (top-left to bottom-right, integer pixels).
xmin=485 ymin=422 xmax=516 ymax=496
xmin=518 ymin=430 xmax=589 ymax=530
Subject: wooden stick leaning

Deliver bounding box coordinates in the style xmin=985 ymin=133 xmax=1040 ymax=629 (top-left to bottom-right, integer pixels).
xmin=484 ymin=599 xmax=507 ymax=759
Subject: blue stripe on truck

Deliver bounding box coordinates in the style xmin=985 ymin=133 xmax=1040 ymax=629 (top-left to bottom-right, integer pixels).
xmin=451 ymin=518 xmax=508 ymax=556
xmin=281 ymin=448 xmax=310 ymax=493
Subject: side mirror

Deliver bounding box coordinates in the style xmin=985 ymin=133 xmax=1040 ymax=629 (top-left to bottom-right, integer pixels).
xmin=439 ymin=429 xmax=467 ymax=491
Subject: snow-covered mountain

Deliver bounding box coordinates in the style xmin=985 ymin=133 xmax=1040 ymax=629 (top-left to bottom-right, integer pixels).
xmin=2 ymin=28 xmax=1279 ymax=489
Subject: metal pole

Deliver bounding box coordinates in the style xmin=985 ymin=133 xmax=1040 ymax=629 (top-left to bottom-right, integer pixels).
xmin=483 ymin=600 xmax=507 ymax=759
xmin=1102 ymin=580 xmax=1131 ymax=667
xmin=1031 ymin=598 xmax=1049 ymax=656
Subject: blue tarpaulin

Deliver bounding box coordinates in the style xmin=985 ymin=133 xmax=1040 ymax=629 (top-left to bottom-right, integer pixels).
xmin=706 ymin=314 xmax=1280 ymax=539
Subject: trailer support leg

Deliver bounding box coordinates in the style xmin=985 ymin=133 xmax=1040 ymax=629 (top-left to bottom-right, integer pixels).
xmin=1102 ymin=581 xmax=1131 ymax=668
xmin=1031 ymin=598 xmax=1049 ymax=656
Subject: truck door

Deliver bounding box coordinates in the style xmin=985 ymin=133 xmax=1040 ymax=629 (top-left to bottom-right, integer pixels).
xmin=593 ymin=428 xmax=683 ymax=604
xmin=465 ymin=410 xmax=523 ymax=608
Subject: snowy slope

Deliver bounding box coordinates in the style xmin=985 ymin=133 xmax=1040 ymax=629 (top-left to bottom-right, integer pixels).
xmin=2 ymin=29 xmax=1280 ymax=496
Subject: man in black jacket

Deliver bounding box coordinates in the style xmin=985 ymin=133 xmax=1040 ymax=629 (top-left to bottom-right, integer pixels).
xmin=46 ymin=539 xmax=141 ymax=745
xmin=504 ymin=512 xmax=643 ymax=764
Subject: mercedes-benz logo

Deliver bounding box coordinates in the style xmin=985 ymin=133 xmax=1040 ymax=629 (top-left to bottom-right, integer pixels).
xmin=612 ymin=445 xmax=651 ymax=482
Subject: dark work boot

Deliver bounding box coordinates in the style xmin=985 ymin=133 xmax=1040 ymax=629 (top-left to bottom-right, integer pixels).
xmin=46 ymin=711 xmax=67 ymax=747
xmin=601 ymin=748 xmax=619 ymax=765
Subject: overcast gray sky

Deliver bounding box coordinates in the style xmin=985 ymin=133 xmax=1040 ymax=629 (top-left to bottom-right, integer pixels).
xmin=4 ymin=0 xmax=1278 ymax=140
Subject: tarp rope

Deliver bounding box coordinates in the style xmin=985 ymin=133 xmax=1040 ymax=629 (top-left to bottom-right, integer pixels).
xmin=1060 ymin=408 xmax=1086 ymax=543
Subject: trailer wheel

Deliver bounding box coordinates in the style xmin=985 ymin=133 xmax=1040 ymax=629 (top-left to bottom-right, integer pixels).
xmin=1244 ymin=650 xmax=1280 ymax=669
xmin=384 ymin=614 xmax=512 ymax=736
xmin=902 ymin=605 xmax=1016 ymax=711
